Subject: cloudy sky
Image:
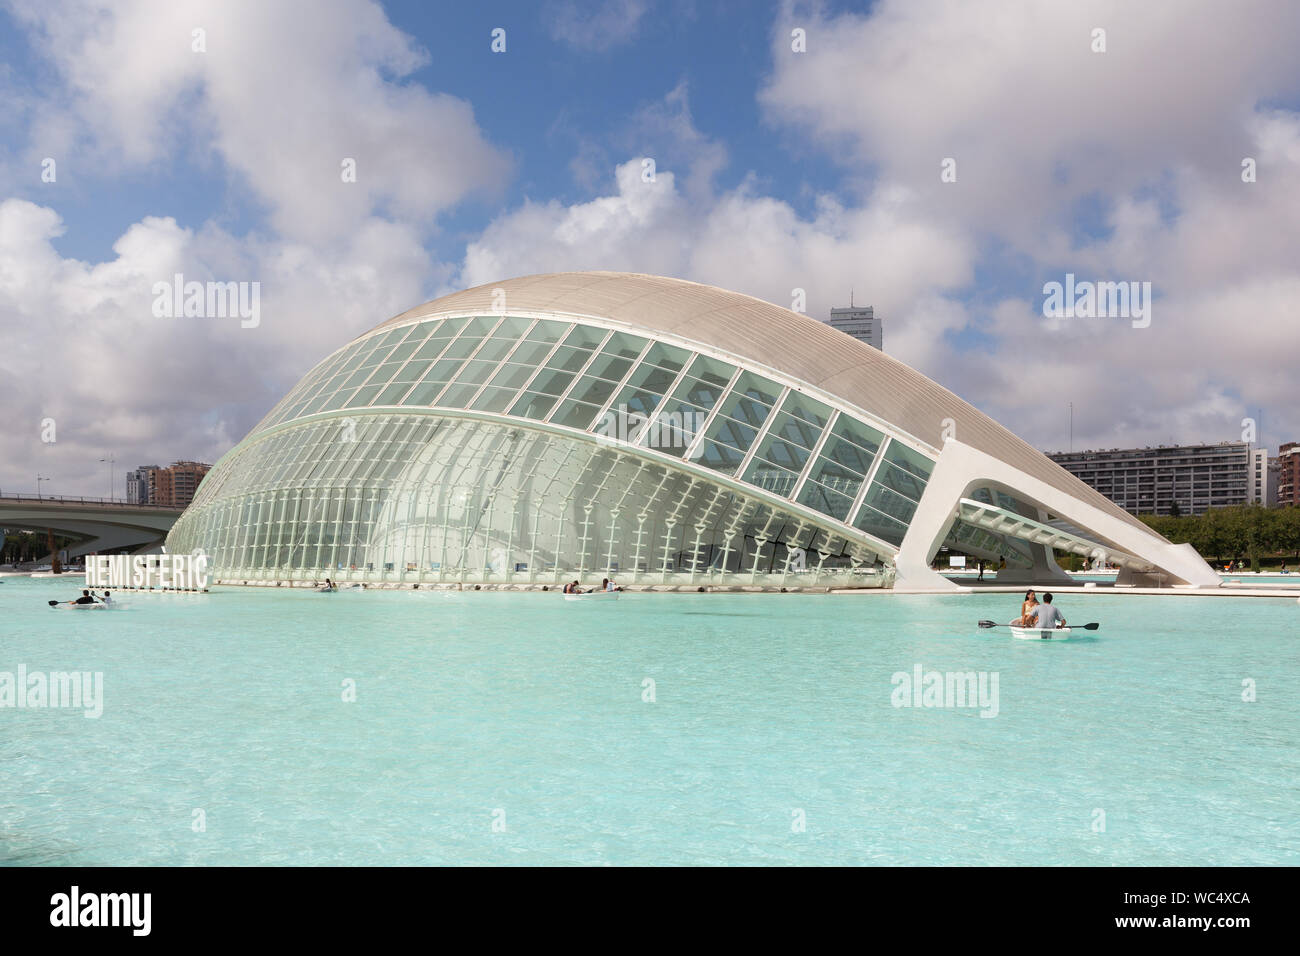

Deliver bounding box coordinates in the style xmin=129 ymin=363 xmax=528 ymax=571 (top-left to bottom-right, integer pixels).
xmin=2 ymin=0 xmax=1297 ymax=498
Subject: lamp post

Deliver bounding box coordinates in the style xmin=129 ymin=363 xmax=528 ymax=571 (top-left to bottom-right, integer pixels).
xmin=99 ymin=455 xmax=116 ymax=501
xmin=36 ymin=475 xmax=50 ymax=499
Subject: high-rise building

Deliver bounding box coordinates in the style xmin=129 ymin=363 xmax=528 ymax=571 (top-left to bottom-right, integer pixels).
xmin=1250 ymin=447 xmax=1275 ymax=506
xmin=828 ymin=305 xmax=882 ymax=351
xmin=1278 ymin=442 xmax=1300 ymax=507
xmin=1047 ymin=442 xmax=1254 ymax=516
xmin=152 ymin=461 xmax=211 ymax=508
xmin=125 ymin=465 xmax=160 ymax=504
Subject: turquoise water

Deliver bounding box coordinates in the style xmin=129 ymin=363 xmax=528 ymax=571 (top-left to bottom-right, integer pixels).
xmin=2 ymin=575 xmax=1296 ymax=866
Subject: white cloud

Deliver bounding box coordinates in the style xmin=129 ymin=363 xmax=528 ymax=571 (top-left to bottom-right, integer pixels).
xmin=8 ymin=0 xmax=511 ymax=240
xmin=545 ymin=0 xmax=649 ymax=52
xmin=754 ymin=0 xmax=1300 ymax=451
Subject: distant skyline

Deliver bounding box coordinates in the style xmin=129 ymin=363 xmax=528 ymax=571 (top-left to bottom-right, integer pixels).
xmin=2 ymin=0 xmax=1298 ymax=497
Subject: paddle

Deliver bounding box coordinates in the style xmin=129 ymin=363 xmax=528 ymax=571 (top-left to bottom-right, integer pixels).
xmin=978 ymin=620 xmax=1100 ymax=630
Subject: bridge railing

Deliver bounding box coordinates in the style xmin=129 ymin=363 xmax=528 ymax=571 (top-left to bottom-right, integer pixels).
xmin=0 ymin=492 xmax=184 ymax=510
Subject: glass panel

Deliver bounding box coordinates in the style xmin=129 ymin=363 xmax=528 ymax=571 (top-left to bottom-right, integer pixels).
xmin=472 ymin=336 xmax=516 ymax=363
xmin=486 ymin=363 xmax=536 ymax=390
xmin=376 ymin=327 xmax=411 ymax=348
xmin=544 ymin=345 xmax=596 ymax=373
xmin=612 ymin=385 xmax=664 ymax=421
xmin=885 ymin=441 xmax=934 ymax=480
xmin=551 ymin=400 xmax=601 ymax=430
xmin=382 ymin=339 xmax=421 ymax=365
xmin=730 ymin=370 xmax=782 ymax=408
xmin=873 ymin=460 xmax=928 ymax=503
xmin=375 ymin=382 xmax=411 ymax=406
xmin=756 ymin=437 xmax=810 ymax=471
xmin=853 ymin=504 xmax=908 ymax=546
xmin=335 ymin=344 xmax=371 ymax=376
xmin=832 ymin=416 xmax=884 ymax=458
xmin=359 ymin=344 xmax=396 ymax=369
xmin=671 ymin=376 xmax=727 ymax=411
xmin=448 ymin=359 xmax=499 ymax=388
xmin=459 ymin=315 xmax=499 ymax=336
xmin=818 ymin=436 xmax=874 ymax=478
xmin=441 ymin=335 xmax=484 ymax=361
xmin=642 ymin=341 xmax=690 ymax=372
xmin=393 ymin=360 xmax=431 ymax=383
xmin=797 ymin=481 xmax=856 ymax=522
xmin=404 ymin=380 xmax=447 ymax=406
xmin=691 ymin=440 xmax=747 ymax=476
xmin=436 ymin=382 xmax=480 ymax=408
xmin=320 ymin=388 xmax=358 ymax=412
xmin=341 ymin=366 xmax=375 ymax=390
xmin=584 ymin=351 xmax=635 ymax=383
xmin=469 ymin=386 xmax=517 ymax=414
xmin=564 ymin=375 xmax=619 ymax=408
xmin=864 ymin=481 xmax=919 ymax=524
xmin=562 ymin=324 xmax=607 ymax=348
xmin=509 ymin=391 xmax=558 ymax=420
xmin=704 ymin=416 xmax=759 ymax=454
xmin=344 ymin=384 xmax=383 ymax=408
xmin=742 ymin=460 xmax=800 ymax=497
xmin=779 ymin=391 xmax=832 ymax=430
xmin=622 ymin=363 xmax=678 ymax=395
xmin=413 ymin=329 xmax=461 ymax=361
xmin=489 ymin=316 xmax=532 ymax=338
xmin=684 ymin=354 xmax=735 ymax=388
xmin=601 ymin=332 xmax=647 ymax=358
xmin=767 ymin=410 xmax=823 ymax=450
xmin=506 ymin=340 xmax=556 ymax=368
xmin=532 ymin=369 xmax=575 ymax=396
xmin=526 ymin=319 xmax=570 ymax=343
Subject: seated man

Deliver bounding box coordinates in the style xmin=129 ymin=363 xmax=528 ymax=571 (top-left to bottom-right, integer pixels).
xmin=1029 ymin=593 xmax=1066 ymax=629
xmin=72 ymin=590 xmax=97 ymax=605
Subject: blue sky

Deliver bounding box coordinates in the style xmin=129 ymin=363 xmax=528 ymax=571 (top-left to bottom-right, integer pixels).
xmin=5 ymin=1 xmax=848 ymax=266
xmin=1 ymin=0 xmax=1298 ymax=495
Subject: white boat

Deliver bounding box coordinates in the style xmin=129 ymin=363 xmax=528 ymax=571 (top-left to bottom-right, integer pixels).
xmin=563 ymin=590 xmax=620 ymax=602
xmin=52 ymin=602 xmax=111 ymax=610
xmin=1009 ymin=625 xmax=1072 ymax=641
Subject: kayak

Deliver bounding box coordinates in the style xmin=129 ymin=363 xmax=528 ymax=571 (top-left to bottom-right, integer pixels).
xmin=1009 ymin=625 xmax=1071 ymax=641
xmin=563 ymin=591 xmax=620 ymax=601
xmin=52 ymin=602 xmax=111 ymax=610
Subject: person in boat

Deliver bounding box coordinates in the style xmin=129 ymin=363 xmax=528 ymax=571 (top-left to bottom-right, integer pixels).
xmin=604 ymin=578 xmax=616 ymax=592
xmin=99 ymin=590 xmax=113 ymax=606
xmin=323 ymin=578 xmax=336 ymax=591
xmin=1028 ymin=593 xmax=1066 ymax=629
xmin=70 ymin=589 xmax=97 ymax=605
xmin=1011 ymin=589 xmax=1037 ymax=626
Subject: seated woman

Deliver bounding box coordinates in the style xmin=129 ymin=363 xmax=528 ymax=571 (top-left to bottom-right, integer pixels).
xmin=1011 ymin=589 xmax=1038 ymax=626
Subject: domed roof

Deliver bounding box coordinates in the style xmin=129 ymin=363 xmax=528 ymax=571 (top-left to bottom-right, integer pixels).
xmin=362 ymin=271 xmax=1149 ymax=533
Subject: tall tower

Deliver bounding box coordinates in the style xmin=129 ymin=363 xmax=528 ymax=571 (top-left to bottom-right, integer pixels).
xmin=828 ymin=304 xmax=882 ymax=351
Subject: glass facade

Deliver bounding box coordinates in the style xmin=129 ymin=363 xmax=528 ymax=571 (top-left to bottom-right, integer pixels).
xmin=172 ymin=312 xmax=941 ymax=587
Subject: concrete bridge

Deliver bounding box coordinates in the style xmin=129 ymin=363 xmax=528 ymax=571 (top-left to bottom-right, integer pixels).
xmin=0 ymin=494 xmax=184 ymax=561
